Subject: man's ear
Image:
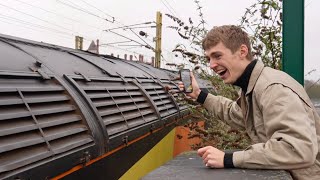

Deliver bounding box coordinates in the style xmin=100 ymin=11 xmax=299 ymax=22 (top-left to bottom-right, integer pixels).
xmin=239 ymin=44 xmax=248 ymax=60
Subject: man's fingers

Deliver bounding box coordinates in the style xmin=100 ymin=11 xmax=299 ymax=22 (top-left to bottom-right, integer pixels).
xmin=170 ymin=76 xmax=181 ymax=81
xmin=164 ymin=85 xmax=171 ymax=93
xmin=178 ymin=82 xmax=185 ymax=92
xmin=197 ymin=146 xmax=211 ymax=157
xmin=179 ymin=85 xmax=184 ymax=92
xmin=190 ymin=71 xmax=195 ymax=78
xmin=190 ymin=71 xmax=196 ymax=83
xmin=202 ymin=150 xmax=211 ymax=160
xmin=205 ymin=160 xmax=211 ymax=168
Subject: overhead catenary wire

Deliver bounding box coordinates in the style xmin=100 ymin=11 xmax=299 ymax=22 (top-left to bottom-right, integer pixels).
xmin=55 ymin=0 xmax=156 ymax=52
xmin=306 ymin=78 xmax=320 ymax=91
xmin=0 ymin=8 xmax=98 ymax=41
xmin=100 ymin=44 xmax=154 ymax=60
xmin=106 ymin=31 xmax=145 ymax=46
xmin=0 ymin=12 xmax=102 ymax=50
xmin=128 ymin=29 xmax=155 ymax=51
xmin=5 ymin=0 xmax=168 ymax=68
xmin=161 ymin=0 xmax=181 ymax=19
xmin=123 ymin=25 xmax=156 ymax=30
xmin=305 ymin=0 xmax=314 ymax=8
xmin=0 ymin=3 xmax=79 ymax=34
xmin=0 ymin=2 xmax=160 ymax=65
xmin=118 ymin=44 xmax=145 ymax=47
xmin=110 ymin=26 xmax=178 ymax=68
xmin=160 ymin=0 xmax=176 ymax=17
xmin=0 ymin=17 xmax=105 ymax=52
xmin=104 ymin=22 xmax=156 ymax=52
xmin=123 ymin=46 xmax=145 ymax=50
xmin=100 ymin=40 xmax=132 ymax=45
xmin=0 ymin=15 xmax=174 ymax=70
xmin=94 ymin=38 xmax=176 ymax=69
xmin=12 ymin=0 xmax=103 ymax=30
xmin=60 ymin=0 xmax=155 ymax=49
xmin=0 ymin=17 xmax=74 ymax=41
xmin=56 ymin=0 xmax=113 ymax=22
xmin=106 ymin=30 xmax=154 ymax=50
xmin=0 ymin=14 xmax=73 ymax=37
xmin=78 ymin=0 xmax=115 ymax=22
xmin=57 ymin=0 xmax=125 ymax=27
xmin=105 ymin=22 xmax=155 ymax=31
xmin=104 ymin=43 xmax=154 ymax=59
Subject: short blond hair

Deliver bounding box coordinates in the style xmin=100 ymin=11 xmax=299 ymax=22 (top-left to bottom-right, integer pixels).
xmin=202 ymin=25 xmax=252 ymax=60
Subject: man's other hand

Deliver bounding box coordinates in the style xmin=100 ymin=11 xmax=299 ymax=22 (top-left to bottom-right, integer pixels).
xmin=197 ymin=146 xmax=225 ymax=168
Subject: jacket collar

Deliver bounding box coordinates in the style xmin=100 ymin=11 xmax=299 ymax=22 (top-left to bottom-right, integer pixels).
xmin=246 ymin=60 xmax=265 ymax=95
xmin=233 ymin=60 xmax=257 ymax=93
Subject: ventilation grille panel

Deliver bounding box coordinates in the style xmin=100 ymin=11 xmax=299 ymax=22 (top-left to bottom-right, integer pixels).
xmin=0 ymin=74 xmax=93 ymax=173
xmin=161 ymin=80 xmax=188 ymax=111
xmin=73 ymin=79 xmax=158 ymax=137
xmin=139 ymin=80 xmax=178 ymax=118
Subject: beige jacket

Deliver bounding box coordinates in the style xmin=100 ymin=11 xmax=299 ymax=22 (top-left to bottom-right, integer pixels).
xmin=203 ymin=61 xmax=320 ymax=180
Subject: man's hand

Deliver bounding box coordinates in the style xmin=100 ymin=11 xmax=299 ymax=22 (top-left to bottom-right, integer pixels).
xmin=178 ymin=71 xmax=201 ymax=100
xmin=198 ymin=146 xmax=225 ymax=168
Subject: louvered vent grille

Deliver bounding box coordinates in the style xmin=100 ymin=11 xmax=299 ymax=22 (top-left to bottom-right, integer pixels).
xmin=161 ymin=80 xmax=188 ymax=111
xmin=0 ymin=74 xmax=93 ymax=173
xmin=139 ymin=80 xmax=178 ymax=117
xmin=73 ymin=79 xmax=158 ymax=137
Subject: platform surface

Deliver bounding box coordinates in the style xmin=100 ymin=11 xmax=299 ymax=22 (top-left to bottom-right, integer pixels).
xmin=142 ymin=152 xmax=293 ymax=180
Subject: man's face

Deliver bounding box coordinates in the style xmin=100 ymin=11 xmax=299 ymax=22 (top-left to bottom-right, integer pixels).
xmin=205 ymin=42 xmax=248 ymax=84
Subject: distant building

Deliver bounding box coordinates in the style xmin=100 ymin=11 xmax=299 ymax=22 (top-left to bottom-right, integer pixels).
xmin=87 ymin=40 xmax=99 ymax=54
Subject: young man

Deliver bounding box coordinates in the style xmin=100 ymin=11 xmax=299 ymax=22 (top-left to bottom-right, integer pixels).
xmin=179 ymin=25 xmax=320 ymax=180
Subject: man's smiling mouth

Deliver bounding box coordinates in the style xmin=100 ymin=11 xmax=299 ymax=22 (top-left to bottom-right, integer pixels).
xmin=217 ymin=69 xmax=227 ymax=76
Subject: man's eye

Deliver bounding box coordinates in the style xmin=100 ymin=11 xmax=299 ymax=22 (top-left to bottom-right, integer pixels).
xmin=215 ymin=55 xmax=221 ymax=59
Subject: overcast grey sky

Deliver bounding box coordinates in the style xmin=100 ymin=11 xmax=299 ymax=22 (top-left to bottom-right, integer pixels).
xmin=0 ymin=0 xmax=318 ymax=80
